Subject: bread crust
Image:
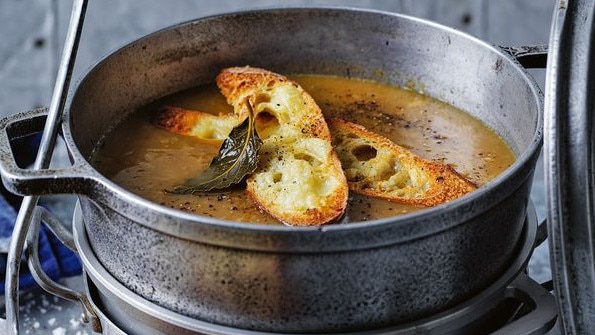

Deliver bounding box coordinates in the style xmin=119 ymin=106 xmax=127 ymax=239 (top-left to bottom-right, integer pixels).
xmin=328 ymin=118 xmax=476 ymax=207
xmin=155 ymin=106 xmax=237 ymax=140
xmin=217 ymin=67 xmax=348 ymax=226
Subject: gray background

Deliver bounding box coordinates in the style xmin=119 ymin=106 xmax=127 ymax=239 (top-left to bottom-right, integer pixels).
xmin=1 ymin=1 xmax=555 ymax=334
xmin=1 ymin=0 xmax=555 ymax=117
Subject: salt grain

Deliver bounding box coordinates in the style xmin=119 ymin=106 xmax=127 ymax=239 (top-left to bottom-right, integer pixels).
xmin=52 ymin=327 xmax=66 ymax=335
xmin=48 ymin=317 xmax=56 ymax=326
xmin=69 ymin=318 xmax=81 ymax=328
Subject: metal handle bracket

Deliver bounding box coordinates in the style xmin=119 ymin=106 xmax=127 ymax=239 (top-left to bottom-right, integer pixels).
xmin=25 ymin=206 xmax=102 ymax=333
xmin=2 ymin=1 xmax=89 ymax=334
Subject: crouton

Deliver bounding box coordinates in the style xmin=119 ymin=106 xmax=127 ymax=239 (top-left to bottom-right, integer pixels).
xmin=328 ymin=118 xmax=476 ymax=207
xmin=216 ymin=67 xmax=348 ymax=226
xmin=155 ymin=106 xmax=237 ymax=140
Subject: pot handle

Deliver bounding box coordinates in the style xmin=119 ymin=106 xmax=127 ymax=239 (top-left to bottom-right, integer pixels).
xmin=500 ymin=44 xmax=548 ymax=69
xmin=0 ymin=108 xmax=98 ymax=197
xmin=491 ymin=273 xmax=558 ymax=335
xmin=24 ymin=206 xmax=103 ymax=333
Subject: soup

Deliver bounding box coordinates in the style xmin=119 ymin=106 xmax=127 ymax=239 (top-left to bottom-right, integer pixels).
xmin=92 ymin=75 xmax=515 ymax=224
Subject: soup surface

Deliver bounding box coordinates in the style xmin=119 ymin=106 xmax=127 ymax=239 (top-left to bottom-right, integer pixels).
xmin=92 ymin=75 xmax=515 ymax=224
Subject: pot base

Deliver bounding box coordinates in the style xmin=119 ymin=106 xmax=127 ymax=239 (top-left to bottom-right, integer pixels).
xmin=74 ymin=202 xmax=556 ymax=335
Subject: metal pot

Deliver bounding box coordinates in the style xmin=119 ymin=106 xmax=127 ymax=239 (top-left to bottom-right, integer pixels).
xmin=0 ymin=7 xmax=543 ymax=333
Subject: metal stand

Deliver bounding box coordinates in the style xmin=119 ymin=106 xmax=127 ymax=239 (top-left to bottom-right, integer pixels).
xmin=0 ymin=1 xmax=88 ymax=334
xmin=545 ymin=0 xmax=595 ymax=333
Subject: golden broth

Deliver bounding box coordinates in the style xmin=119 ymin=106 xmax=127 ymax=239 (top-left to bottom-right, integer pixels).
xmin=92 ymin=75 xmax=515 ymax=225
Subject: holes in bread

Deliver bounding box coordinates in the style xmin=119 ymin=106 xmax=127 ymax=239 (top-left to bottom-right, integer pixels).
xmin=294 ymin=152 xmax=322 ymax=167
xmin=253 ymin=92 xmax=272 ymax=105
xmin=352 ymin=144 xmax=377 ymax=161
xmin=393 ymin=171 xmax=410 ymax=188
xmin=265 ymin=79 xmax=276 ymax=89
xmin=272 ymin=172 xmax=282 ymax=183
xmin=332 ymin=133 xmax=359 ymax=147
xmin=255 ymin=109 xmax=280 ymax=136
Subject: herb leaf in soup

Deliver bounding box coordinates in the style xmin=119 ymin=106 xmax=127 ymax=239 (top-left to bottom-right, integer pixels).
xmin=169 ymin=101 xmax=261 ymax=193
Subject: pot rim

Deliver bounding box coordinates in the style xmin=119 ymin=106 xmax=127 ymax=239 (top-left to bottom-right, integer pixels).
xmin=62 ymin=6 xmax=543 ymax=246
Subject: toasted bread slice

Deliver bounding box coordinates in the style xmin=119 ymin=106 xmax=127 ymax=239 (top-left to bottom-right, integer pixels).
xmin=217 ymin=67 xmax=331 ymax=141
xmin=155 ymin=106 xmax=238 ymax=140
xmin=217 ymin=66 xmax=348 ymax=226
xmin=328 ymin=118 xmax=476 ymax=207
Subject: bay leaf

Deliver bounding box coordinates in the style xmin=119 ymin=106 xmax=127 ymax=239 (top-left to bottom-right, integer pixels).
xmin=169 ymin=101 xmax=262 ymax=194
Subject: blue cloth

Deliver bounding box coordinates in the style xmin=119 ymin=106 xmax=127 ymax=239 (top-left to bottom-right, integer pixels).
xmin=0 ymin=136 xmax=82 ymax=294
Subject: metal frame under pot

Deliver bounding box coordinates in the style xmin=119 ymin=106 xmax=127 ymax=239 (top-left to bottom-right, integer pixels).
xmin=544 ymin=0 xmax=595 ymax=333
xmin=73 ymin=201 xmax=558 ymax=335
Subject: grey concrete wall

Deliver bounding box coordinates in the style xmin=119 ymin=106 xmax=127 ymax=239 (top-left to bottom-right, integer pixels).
xmin=2 ymin=0 xmax=554 ymax=117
